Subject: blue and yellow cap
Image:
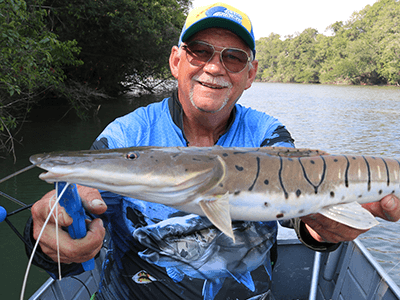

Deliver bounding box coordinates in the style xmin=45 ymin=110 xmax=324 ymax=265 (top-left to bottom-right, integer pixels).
xmin=178 ymin=3 xmax=256 ymax=57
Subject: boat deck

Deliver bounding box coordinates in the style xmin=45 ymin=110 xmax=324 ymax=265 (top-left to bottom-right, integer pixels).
xmin=29 ymin=238 xmax=400 ymax=300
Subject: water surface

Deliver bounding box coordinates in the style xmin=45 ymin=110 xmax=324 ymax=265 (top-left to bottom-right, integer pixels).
xmin=0 ymin=83 xmax=399 ymax=298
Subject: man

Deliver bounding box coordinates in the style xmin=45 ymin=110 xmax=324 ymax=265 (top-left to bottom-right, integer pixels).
xmin=26 ymin=3 xmax=400 ymax=300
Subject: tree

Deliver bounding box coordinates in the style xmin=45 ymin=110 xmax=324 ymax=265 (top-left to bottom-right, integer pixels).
xmin=35 ymin=0 xmax=191 ymax=95
xmin=255 ymin=0 xmax=400 ymax=86
xmin=256 ymin=33 xmax=284 ymax=81
xmin=0 ymin=0 xmax=82 ymax=155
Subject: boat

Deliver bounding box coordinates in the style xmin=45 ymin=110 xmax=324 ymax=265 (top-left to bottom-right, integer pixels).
xmin=29 ymin=227 xmax=400 ymax=300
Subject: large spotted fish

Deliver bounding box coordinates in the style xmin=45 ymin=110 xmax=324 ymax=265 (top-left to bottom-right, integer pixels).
xmin=30 ymin=146 xmax=400 ymax=241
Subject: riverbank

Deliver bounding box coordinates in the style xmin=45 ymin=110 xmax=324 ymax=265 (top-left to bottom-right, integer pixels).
xmin=255 ymin=79 xmax=400 ymax=87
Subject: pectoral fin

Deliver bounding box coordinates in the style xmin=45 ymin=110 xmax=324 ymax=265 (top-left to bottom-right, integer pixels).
xmin=319 ymin=201 xmax=379 ymax=229
xmin=229 ymin=271 xmax=255 ymax=292
xmin=202 ymin=278 xmax=225 ymax=300
xmin=199 ymin=192 xmax=234 ymax=242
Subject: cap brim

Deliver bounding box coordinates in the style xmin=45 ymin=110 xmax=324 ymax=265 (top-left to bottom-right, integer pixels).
xmin=181 ymin=18 xmax=255 ymax=53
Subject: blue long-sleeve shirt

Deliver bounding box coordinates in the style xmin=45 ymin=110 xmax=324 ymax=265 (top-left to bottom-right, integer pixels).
xmin=26 ymin=91 xmax=299 ymax=300
xmin=89 ymin=92 xmax=294 ymax=300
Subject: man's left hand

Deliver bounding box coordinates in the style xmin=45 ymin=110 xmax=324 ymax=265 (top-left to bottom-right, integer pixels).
xmin=301 ymin=194 xmax=400 ymax=244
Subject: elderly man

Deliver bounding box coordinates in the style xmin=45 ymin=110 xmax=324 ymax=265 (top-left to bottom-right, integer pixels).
xmin=26 ymin=3 xmax=400 ymax=300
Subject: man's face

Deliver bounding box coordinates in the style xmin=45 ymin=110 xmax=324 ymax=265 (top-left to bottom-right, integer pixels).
xmin=170 ymin=28 xmax=258 ymax=116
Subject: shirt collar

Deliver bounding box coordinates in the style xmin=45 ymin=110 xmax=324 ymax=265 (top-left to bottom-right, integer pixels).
xmin=168 ymin=90 xmax=236 ymax=145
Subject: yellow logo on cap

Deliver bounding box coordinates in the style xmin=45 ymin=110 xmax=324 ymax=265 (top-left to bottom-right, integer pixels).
xmin=185 ymin=3 xmax=252 ymax=34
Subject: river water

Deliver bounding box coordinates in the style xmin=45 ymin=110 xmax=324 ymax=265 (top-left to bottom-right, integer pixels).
xmin=0 ymin=82 xmax=399 ymax=299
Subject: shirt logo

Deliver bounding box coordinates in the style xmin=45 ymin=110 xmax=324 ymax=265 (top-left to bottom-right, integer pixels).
xmin=132 ymin=270 xmax=158 ymax=284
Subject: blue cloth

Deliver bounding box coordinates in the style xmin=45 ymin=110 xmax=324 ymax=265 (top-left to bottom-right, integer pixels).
xmin=91 ymin=94 xmax=294 ymax=300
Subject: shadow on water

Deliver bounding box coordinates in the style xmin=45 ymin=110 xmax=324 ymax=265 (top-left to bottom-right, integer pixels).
xmin=0 ymin=90 xmax=171 ymax=299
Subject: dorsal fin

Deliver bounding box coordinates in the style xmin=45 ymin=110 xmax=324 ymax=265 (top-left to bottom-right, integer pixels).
xmin=259 ymin=147 xmax=329 ymax=158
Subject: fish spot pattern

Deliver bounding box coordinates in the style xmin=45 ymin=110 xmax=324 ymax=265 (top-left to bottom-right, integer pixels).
xmin=362 ymin=156 xmax=372 ymax=191
xmin=298 ymin=156 xmax=326 ymax=194
xmin=278 ymin=157 xmax=289 ymax=199
xmin=248 ymin=157 xmax=260 ymax=191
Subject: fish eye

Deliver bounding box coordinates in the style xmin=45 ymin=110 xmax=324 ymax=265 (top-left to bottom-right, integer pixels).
xmin=126 ymin=152 xmax=139 ymax=160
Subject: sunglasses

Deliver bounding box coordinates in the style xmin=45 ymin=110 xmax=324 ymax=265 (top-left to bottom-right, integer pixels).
xmin=182 ymin=41 xmax=252 ymax=73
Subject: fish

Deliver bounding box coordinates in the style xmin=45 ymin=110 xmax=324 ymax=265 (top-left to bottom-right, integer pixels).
xmin=133 ymin=213 xmax=276 ymax=299
xmin=30 ymin=146 xmax=400 ymax=241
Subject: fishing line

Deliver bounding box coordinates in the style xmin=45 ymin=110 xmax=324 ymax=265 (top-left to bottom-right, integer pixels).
xmin=2 ymin=206 xmax=49 ymax=262
xmin=47 ymin=191 xmax=62 ymax=280
xmin=5 ymin=204 xmax=33 ymax=217
xmin=54 ymin=183 xmax=62 ymax=280
xmin=0 ymin=164 xmax=37 ymax=184
xmin=20 ymin=183 xmax=69 ymax=300
xmin=0 ymin=190 xmax=28 ymax=207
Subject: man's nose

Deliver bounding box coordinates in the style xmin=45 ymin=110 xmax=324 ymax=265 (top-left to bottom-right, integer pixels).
xmin=202 ymin=51 xmax=226 ymax=74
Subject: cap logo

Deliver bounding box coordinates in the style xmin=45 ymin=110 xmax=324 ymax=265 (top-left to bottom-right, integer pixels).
xmin=206 ymin=6 xmax=242 ymax=25
xmin=178 ymin=2 xmax=255 ymax=57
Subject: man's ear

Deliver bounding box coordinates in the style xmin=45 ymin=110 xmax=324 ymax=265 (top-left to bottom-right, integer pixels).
xmin=169 ymin=46 xmax=181 ymax=79
xmin=245 ymin=60 xmax=258 ymax=90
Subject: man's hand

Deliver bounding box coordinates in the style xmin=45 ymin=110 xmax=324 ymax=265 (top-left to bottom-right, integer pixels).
xmin=31 ymin=185 xmax=107 ymax=264
xmin=301 ymin=194 xmax=400 ymax=244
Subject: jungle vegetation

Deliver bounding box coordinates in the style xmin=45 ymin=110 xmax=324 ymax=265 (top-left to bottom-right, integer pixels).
xmin=0 ymin=0 xmax=191 ymax=154
xmin=1 ymin=0 xmax=399 ymax=155
xmin=256 ymin=0 xmax=400 ymax=85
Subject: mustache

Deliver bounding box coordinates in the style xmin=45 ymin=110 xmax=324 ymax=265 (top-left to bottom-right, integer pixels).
xmin=193 ymin=75 xmax=233 ymax=88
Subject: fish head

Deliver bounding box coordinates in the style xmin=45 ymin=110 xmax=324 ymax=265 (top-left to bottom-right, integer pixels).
xmin=30 ymin=147 xmax=226 ymax=205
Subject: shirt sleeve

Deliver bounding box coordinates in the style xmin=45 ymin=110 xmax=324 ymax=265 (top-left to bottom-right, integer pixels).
xmin=261 ymin=125 xmax=295 ymax=148
xmin=24 ymin=216 xmax=86 ymax=279
xmin=280 ymin=219 xmax=341 ymax=252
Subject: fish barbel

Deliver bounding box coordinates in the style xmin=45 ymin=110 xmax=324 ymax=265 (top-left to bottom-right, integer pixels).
xmin=30 ymin=146 xmax=400 ymax=240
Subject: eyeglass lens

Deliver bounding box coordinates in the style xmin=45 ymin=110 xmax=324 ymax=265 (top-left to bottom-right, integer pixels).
xmin=184 ymin=41 xmax=249 ymax=73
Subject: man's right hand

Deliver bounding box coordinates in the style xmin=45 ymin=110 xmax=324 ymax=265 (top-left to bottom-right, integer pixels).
xmin=31 ymin=185 xmax=107 ymax=264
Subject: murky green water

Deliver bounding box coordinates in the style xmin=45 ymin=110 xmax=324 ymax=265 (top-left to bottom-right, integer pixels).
xmin=0 ymin=83 xmax=399 ymax=299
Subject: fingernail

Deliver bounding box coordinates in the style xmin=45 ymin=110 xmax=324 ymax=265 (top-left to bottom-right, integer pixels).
xmin=384 ymin=196 xmax=396 ymax=210
xmin=58 ymin=212 xmax=64 ymax=224
xmin=91 ymin=199 xmax=105 ymax=208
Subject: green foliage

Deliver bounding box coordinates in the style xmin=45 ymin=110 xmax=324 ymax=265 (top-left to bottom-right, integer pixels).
xmin=36 ymin=0 xmax=191 ymax=95
xmin=0 ymin=0 xmax=190 ymax=155
xmin=256 ymin=0 xmax=400 ymax=86
xmin=0 ymin=0 xmax=82 ymax=154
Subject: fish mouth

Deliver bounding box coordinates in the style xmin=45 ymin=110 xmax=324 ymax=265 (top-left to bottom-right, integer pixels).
xmin=30 ymin=154 xmax=77 ymax=168
xmin=39 ymin=171 xmax=69 ymax=181
xmin=31 ymin=154 xmax=77 ymax=182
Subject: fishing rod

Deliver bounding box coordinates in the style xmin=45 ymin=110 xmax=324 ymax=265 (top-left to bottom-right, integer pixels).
xmin=0 ymin=163 xmax=95 ymax=271
xmin=0 ymin=165 xmax=37 ymax=251
xmin=0 ymin=164 xmax=37 ymax=185
xmin=0 ymin=164 xmax=37 ymax=221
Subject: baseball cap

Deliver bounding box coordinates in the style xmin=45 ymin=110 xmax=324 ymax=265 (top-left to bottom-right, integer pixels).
xmin=178 ymin=3 xmax=256 ymax=58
